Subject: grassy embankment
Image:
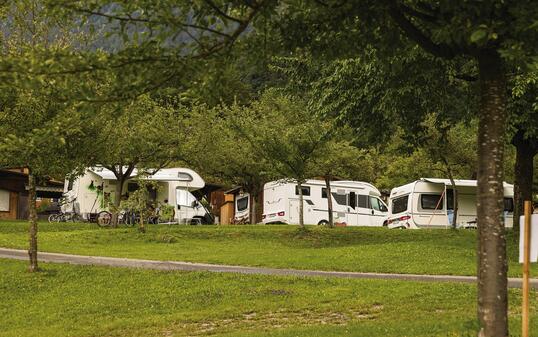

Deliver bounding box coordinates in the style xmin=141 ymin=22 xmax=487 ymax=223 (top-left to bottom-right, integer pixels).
xmin=1 ymin=258 xmax=537 ymax=337
xmin=0 ymin=220 xmax=533 ymax=277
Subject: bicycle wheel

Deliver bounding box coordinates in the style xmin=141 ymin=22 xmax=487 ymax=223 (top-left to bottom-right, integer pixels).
xmin=48 ymin=214 xmax=58 ymax=223
xmin=97 ymin=211 xmax=112 ymax=227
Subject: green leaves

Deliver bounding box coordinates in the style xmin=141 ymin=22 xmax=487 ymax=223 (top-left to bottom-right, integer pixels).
xmin=470 ymin=28 xmax=488 ymax=44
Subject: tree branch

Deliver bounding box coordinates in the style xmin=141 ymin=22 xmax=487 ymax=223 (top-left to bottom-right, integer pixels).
xmin=388 ymin=3 xmax=458 ymax=59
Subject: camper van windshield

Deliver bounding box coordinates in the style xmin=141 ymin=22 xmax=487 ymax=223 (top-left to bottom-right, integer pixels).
xmin=237 ymin=196 xmax=248 ymax=211
xmin=176 ymin=189 xmax=197 ymax=207
xmin=392 ymin=195 xmax=408 ymax=214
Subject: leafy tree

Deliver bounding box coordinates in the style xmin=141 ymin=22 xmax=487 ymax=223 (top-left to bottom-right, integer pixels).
xmin=94 ymin=94 xmax=185 ymax=226
xmin=230 ymin=91 xmax=332 ymax=228
xmin=183 ymin=105 xmax=274 ymax=224
xmin=264 ymin=3 xmax=538 ymax=332
xmin=310 ymin=133 xmax=371 ymax=227
xmin=0 ymin=0 xmax=96 ymax=272
xmin=119 ymin=177 xmax=159 ymax=233
xmin=509 ymin=71 xmax=538 ymax=229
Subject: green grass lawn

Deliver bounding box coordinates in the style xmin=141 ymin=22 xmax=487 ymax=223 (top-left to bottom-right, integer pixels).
xmin=1 ymin=258 xmax=536 ymax=337
xmin=0 ymin=220 xmax=532 ymax=277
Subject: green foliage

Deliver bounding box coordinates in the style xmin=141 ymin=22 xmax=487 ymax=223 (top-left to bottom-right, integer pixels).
xmin=229 ymin=90 xmax=332 ymax=183
xmin=120 ymin=177 xmax=160 ymax=231
xmin=96 ymin=94 xmax=185 ymax=171
xmin=0 ymin=0 xmax=96 ymax=178
xmin=183 ymin=103 xmax=275 ymax=195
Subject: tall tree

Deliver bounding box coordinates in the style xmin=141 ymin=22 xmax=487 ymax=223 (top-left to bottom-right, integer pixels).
xmin=265 ymin=3 xmax=538 ymax=334
xmin=509 ymin=71 xmax=538 ymax=230
xmin=93 ymin=94 xmax=185 ymax=226
xmin=183 ymin=105 xmax=274 ymax=224
xmin=230 ymin=91 xmax=332 ymax=228
xmin=0 ymin=0 xmax=95 ymax=272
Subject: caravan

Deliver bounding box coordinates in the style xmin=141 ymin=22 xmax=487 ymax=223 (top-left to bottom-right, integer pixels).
xmin=262 ymin=179 xmax=388 ymax=226
xmin=387 ymin=178 xmax=514 ymax=229
xmin=63 ymin=167 xmax=213 ymax=224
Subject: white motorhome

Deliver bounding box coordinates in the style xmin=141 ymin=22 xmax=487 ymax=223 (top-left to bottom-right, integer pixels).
xmin=63 ymin=167 xmax=213 ymax=224
xmin=262 ymin=179 xmax=388 ymax=226
xmin=387 ymin=178 xmax=514 ymax=229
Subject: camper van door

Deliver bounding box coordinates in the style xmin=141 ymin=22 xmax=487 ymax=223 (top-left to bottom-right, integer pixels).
xmin=369 ymin=196 xmax=388 ymax=226
xmin=288 ymin=199 xmax=300 ymax=224
xmin=176 ymin=188 xmax=197 ymax=223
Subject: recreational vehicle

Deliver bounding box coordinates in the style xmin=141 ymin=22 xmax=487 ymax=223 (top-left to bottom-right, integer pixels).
xmin=63 ymin=167 xmax=213 ymax=224
xmin=262 ymin=179 xmax=388 ymax=226
xmin=387 ymin=178 xmax=514 ymax=229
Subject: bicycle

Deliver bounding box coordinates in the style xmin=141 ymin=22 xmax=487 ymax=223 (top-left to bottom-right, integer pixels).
xmin=48 ymin=197 xmax=81 ymax=223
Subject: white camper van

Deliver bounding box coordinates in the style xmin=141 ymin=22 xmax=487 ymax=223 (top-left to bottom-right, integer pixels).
xmin=63 ymin=167 xmax=213 ymax=224
xmin=387 ymin=178 xmax=514 ymax=229
xmin=262 ymin=179 xmax=388 ymax=226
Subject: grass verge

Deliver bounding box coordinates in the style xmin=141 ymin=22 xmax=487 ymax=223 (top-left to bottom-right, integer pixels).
xmin=0 ymin=221 xmax=533 ymax=277
xmin=1 ymin=258 xmax=537 ymax=337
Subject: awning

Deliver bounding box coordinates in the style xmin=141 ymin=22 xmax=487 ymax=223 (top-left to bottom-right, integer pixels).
xmin=420 ymin=178 xmax=513 ymax=188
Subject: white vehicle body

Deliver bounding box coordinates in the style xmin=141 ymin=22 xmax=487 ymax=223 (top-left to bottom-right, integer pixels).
xmin=387 ymin=178 xmax=514 ymax=229
xmin=262 ymin=179 xmax=388 ymax=226
xmin=234 ymin=192 xmax=251 ymax=222
xmin=63 ymin=167 xmax=211 ymax=224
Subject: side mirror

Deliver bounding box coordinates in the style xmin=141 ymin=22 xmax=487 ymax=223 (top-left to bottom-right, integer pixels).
xmin=191 ymin=200 xmax=199 ymax=208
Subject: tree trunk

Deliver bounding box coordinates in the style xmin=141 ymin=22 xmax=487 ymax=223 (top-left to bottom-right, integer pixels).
xmin=324 ymin=175 xmax=334 ymax=228
xmin=297 ymin=181 xmax=305 ymax=228
xmin=476 ymin=50 xmax=508 ymax=337
xmin=512 ymin=131 xmax=537 ymax=232
xmin=112 ymin=177 xmax=125 ymax=227
xmin=139 ymin=213 xmax=145 ymax=233
xmin=446 ymin=167 xmax=458 ymax=229
xmin=28 ymin=171 xmax=38 ymax=272
xmin=250 ymin=193 xmax=257 ymax=224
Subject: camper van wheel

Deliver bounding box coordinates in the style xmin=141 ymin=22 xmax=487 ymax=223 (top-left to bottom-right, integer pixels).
xmin=317 ymin=220 xmax=329 ymax=226
xmin=383 ymin=221 xmax=388 ymax=227
xmin=97 ymin=211 xmax=112 ymax=227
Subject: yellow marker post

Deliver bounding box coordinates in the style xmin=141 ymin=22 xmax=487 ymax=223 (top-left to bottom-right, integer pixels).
xmin=522 ymin=200 xmax=532 ymax=337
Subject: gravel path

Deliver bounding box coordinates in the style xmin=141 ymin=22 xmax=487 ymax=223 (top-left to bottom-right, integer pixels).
xmin=1 ymin=247 xmax=535 ymax=288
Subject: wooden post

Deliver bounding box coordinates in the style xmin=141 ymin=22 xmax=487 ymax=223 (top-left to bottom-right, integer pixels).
xmin=522 ymin=200 xmax=532 ymax=337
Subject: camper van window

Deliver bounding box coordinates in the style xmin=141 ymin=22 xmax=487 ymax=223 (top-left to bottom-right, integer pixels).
xmin=369 ymin=197 xmax=382 ymax=211
xmin=237 ymin=196 xmax=249 ymax=211
xmin=357 ymin=195 xmax=369 ymax=208
xmin=321 ymin=188 xmax=327 ymax=198
xmin=349 ymin=192 xmax=357 ymax=207
xmin=176 ymin=189 xmax=196 ymax=207
xmin=331 ymin=192 xmax=347 ymax=206
xmin=420 ymin=194 xmax=444 ymax=210
xmin=446 ymin=189 xmax=454 ymax=210
xmin=295 ymin=186 xmax=311 ymax=196
xmin=392 ymin=195 xmax=409 ymax=214
xmin=503 ymin=198 xmax=514 ymax=213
